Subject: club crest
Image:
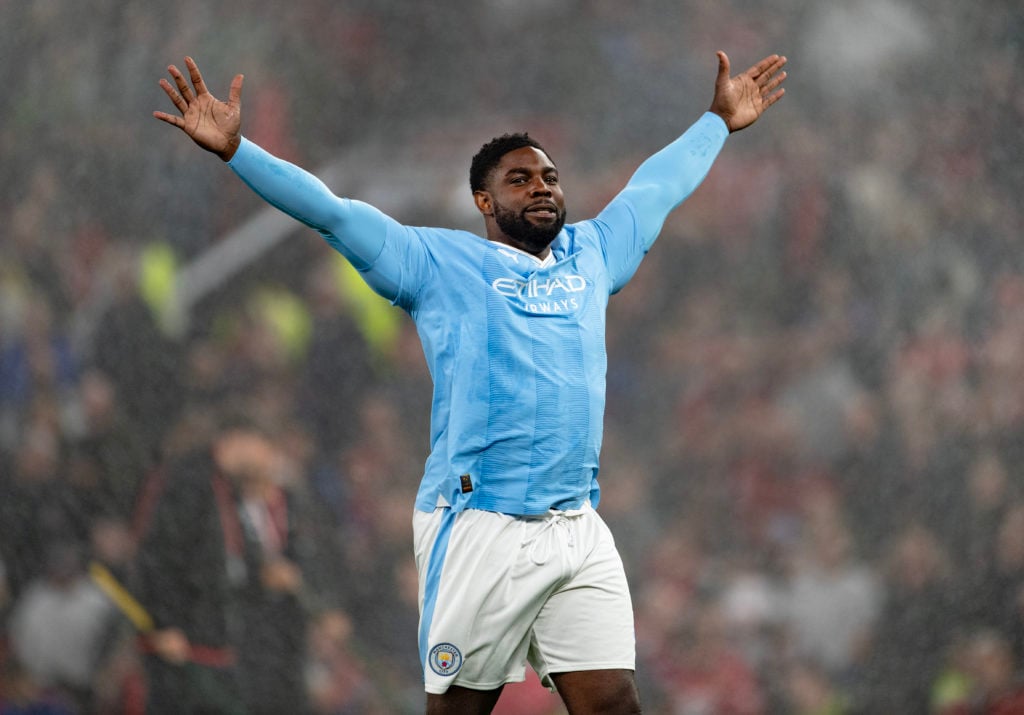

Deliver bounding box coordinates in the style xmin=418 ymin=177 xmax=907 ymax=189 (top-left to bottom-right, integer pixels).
xmin=428 ymin=642 xmax=463 ymax=676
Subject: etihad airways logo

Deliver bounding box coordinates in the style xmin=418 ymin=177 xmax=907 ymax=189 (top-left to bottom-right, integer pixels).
xmin=490 ymin=274 xmax=588 ymax=314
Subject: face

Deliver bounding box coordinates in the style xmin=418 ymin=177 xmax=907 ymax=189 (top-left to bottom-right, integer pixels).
xmin=477 ymin=146 xmax=567 ymax=255
xmin=214 ymin=429 xmax=276 ymax=484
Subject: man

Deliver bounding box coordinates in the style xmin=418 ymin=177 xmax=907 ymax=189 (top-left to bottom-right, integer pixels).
xmin=134 ymin=413 xmax=310 ymax=715
xmin=154 ymin=49 xmax=786 ymax=714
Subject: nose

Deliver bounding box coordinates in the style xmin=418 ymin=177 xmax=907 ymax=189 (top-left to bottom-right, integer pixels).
xmin=529 ymin=177 xmax=552 ymax=196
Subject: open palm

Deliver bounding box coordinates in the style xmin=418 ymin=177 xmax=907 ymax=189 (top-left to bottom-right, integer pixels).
xmin=710 ymin=52 xmax=787 ymax=132
xmin=154 ymin=57 xmax=244 ymax=160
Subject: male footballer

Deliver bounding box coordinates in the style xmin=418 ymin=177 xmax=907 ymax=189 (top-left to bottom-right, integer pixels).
xmin=154 ymin=48 xmax=785 ymax=715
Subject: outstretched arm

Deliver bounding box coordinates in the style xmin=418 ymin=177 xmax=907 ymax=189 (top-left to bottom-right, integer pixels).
xmin=595 ymin=51 xmax=787 ymax=286
xmin=153 ymin=58 xmax=404 ymax=298
xmin=616 ymin=50 xmax=788 ymax=227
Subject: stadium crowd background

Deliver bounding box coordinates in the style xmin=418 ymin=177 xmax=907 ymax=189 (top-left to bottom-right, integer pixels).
xmin=1 ymin=0 xmax=1023 ymax=713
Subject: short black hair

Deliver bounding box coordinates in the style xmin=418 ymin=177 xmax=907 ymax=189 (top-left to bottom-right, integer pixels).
xmin=469 ymin=132 xmax=552 ymax=193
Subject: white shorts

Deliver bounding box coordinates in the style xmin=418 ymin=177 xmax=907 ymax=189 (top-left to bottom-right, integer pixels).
xmin=413 ymin=503 xmax=635 ymax=694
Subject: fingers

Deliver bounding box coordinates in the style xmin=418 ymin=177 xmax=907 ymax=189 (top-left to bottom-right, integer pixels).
xmin=761 ymin=86 xmax=786 ymax=110
xmin=762 ymin=69 xmax=787 ymax=95
xmin=158 ymin=63 xmax=194 ymax=119
xmin=746 ymin=54 xmax=784 ymax=80
xmin=752 ymin=55 xmax=787 ymax=87
xmin=160 ymin=57 xmax=209 ymax=113
xmin=757 ymin=56 xmax=787 ymax=108
xmin=158 ymin=77 xmax=188 ymax=114
xmin=152 ymin=109 xmax=184 ymax=128
xmin=184 ymin=56 xmax=209 ymax=96
xmin=744 ymin=55 xmax=788 ymax=111
xmin=155 ymin=57 xmax=225 ymax=128
xmin=155 ymin=70 xmax=187 ymax=127
xmin=167 ymin=63 xmax=195 ymax=104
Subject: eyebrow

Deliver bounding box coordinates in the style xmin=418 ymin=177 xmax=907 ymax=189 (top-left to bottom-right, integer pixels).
xmin=503 ymin=165 xmax=559 ymax=178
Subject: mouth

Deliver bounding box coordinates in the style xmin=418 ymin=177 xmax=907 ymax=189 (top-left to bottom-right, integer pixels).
xmin=525 ymin=203 xmax=559 ymax=219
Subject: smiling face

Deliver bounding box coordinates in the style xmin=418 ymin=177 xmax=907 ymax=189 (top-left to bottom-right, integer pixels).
xmin=474 ymin=146 xmax=567 ymax=257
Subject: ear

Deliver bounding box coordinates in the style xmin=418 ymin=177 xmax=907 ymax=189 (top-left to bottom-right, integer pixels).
xmin=473 ymin=190 xmax=493 ymax=216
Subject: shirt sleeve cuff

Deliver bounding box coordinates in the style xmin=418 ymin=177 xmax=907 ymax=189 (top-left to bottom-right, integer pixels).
xmin=700 ymin=111 xmax=730 ymax=140
xmin=226 ymin=136 xmax=254 ymax=168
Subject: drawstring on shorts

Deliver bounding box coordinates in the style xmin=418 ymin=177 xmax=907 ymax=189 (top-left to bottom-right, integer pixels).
xmin=521 ymin=510 xmax=577 ymax=566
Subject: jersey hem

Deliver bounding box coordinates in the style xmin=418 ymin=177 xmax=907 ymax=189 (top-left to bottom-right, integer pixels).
xmin=414 ymin=495 xmax=591 ymax=516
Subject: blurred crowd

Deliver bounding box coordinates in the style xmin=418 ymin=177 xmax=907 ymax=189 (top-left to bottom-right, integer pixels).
xmin=2 ymin=0 xmax=1023 ymax=713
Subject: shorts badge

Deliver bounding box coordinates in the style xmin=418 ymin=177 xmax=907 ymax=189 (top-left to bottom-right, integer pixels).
xmin=428 ymin=642 xmax=463 ymax=677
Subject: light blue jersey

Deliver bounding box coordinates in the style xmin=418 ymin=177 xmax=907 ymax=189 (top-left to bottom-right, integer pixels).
xmin=228 ymin=112 xmax=728 ymax=515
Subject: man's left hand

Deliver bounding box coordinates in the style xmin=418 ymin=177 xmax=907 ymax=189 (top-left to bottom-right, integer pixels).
xmin=709 ymin=52 xmax=787 ymax=132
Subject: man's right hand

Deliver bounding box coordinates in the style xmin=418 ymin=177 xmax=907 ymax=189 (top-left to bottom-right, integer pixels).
xmin=154 ymin=56 xmax=244 ymax=161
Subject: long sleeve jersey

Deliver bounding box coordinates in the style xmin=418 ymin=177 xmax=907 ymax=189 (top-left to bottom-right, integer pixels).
xmin=228 ymin=112 xmax=729 ymax=516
